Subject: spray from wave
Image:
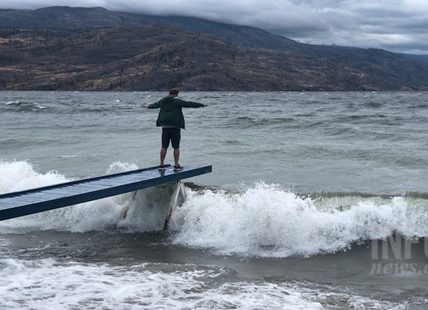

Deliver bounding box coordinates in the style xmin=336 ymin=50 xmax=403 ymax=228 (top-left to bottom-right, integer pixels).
xmin=2 ymin=160 xmax=428 ymax=258
xmin=169 ymin=182 xmax=428 ymax=257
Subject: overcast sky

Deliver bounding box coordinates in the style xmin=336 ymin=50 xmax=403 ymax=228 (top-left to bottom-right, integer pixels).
xmin=2 ymin=0 xmax=428 ymax=55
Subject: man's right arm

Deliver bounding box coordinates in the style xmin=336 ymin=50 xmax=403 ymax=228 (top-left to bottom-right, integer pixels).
xmin=179 ymin=99 xmax=209 ymax=108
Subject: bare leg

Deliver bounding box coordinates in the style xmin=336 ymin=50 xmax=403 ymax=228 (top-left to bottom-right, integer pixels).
xmin=173 ymin=148 xmax=180 ymax=166
xmin=160 ymin=147 xmax=167 ymax=166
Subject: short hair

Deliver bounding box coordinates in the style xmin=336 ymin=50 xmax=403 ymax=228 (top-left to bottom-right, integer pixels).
xmin=169 ymin=88 xmax=179 ymax=96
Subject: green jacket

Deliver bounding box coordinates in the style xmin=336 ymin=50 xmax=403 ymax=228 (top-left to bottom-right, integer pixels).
xmin=147 ymin=95 xmax=204 ymax=129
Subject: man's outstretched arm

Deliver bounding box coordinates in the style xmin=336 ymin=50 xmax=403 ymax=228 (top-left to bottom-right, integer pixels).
xmin=179 ymin=99 xmax=210 ymax=108
xmin=144 ymin=101 xmax=161 ymax=109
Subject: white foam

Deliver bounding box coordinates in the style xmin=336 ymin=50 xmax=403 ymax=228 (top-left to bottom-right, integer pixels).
xmin=0 ymin=160 xmax=69 ymax=194
xmin=5 ymin=100 xmax=21 ymax=105
xmin=105 ymin=161 xmax=138 ymax=175
xmin=0 ymin=258 xmax=405 ymax=310
xmin=169 ymin=182 xmax=428 ymax=257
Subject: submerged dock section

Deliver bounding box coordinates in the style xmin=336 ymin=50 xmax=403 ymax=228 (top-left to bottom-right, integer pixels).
xmin=0 ymin=165 xmax=212 ymax=221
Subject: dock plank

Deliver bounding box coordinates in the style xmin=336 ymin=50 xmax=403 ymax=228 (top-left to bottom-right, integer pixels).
xmin=0 ymin=165 xmax=212 ymax=221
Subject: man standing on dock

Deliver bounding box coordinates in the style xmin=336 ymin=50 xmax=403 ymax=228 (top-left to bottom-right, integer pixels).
xmin=144 ymin=88 xmax=209 ymax=171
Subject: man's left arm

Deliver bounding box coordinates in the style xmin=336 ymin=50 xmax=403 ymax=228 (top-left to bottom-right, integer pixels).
xmin=180 ymin=99 xmax=210 ymax=108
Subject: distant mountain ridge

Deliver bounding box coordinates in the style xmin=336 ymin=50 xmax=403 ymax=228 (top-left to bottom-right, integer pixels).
xmin=0 ymin=6 xmax=427 ymax=91
xmin=0 ymin=6 xmax=301 ymax=50
xmin=403 ymin=54 xmax=428 ymax=64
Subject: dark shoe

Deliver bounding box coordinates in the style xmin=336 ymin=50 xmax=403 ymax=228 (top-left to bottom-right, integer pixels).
xmin=173 ymin=165 xmax=183 ymax=171
xmin=158 ymin=165 xmax=166 ymax=171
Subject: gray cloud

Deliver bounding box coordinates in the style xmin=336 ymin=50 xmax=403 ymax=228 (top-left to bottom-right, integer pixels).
xmin=2 ymin=0 xmax=428 ymax=54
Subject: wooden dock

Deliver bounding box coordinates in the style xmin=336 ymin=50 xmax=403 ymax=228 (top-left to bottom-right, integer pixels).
xmin=0 ymin=165 xmax=212 ymax=221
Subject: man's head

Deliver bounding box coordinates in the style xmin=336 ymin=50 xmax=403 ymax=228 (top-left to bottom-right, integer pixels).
xmin=169 ymin=88 xmax=179 ymax=97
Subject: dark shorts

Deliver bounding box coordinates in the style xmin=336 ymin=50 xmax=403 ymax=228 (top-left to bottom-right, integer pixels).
xmin=161 ymin=127 xmax=181 ymax=149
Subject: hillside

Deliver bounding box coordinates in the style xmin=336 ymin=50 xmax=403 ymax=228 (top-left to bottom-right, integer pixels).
xmin=0 ymin=6 xmax=427 ymax=91
xmin=0 ymin=26 xmax=293 ymax=91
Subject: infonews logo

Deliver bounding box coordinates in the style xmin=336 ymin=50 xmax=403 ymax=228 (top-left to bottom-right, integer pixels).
xmin=371 ymin=233 xmax=428 ymax=275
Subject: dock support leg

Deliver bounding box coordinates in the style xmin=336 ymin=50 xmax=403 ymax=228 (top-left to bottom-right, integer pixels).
xmin=163 ymin=181 xmax=186 ymax=229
